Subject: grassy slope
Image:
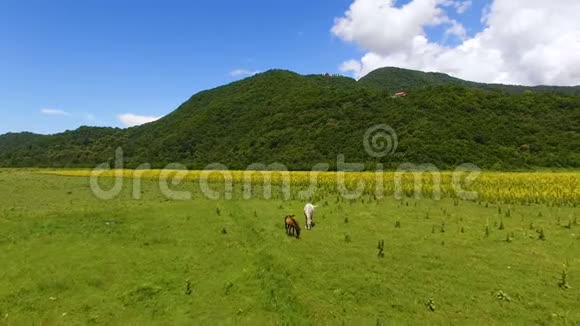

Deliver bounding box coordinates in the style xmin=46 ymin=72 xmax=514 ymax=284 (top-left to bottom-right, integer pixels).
xmin=0 ymin=170 xmax=579 ymax=324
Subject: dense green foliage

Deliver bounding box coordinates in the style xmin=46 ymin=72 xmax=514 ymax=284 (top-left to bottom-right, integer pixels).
xmin=1 ymin=68 xmax=579 ymax=170
xmin=0 ymin=171 xmax=579 ymax=324
xmin=360 ymin=67 xmax=580 ymax=95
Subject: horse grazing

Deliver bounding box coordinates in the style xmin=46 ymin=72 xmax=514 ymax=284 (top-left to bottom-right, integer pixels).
xmin=284 ymin=215 xmax=301 ymax=239
xmin=304 ymin=203 xmax=316 ymax=230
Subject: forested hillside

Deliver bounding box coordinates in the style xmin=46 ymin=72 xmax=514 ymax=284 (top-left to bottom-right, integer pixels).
xmin=1 ymin=68 xmax=579 ymax=170
xmin=359 ymin=67 xmax=580 ymax=94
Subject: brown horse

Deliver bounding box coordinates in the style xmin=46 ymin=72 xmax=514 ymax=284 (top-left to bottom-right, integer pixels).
xmin=284 ymin=215 xmax=301 ymax=239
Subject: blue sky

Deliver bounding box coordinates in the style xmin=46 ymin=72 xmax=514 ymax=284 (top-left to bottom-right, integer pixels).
xmin=0 ymin=0 xmax=492 ymax=135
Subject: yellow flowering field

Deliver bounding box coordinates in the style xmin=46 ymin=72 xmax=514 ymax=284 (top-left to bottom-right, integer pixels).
xmin=44 ymin=169 xmax=579 ymax=206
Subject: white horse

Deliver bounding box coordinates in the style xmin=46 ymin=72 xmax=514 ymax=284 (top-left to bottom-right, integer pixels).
xmin=304 ymin=203 xmax=316 ymax=230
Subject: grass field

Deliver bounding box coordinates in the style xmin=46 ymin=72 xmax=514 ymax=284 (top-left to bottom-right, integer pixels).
xmin=0 ymin=169 xmax=579 ymax=325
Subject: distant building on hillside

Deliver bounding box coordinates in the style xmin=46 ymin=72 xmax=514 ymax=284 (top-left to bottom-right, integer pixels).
xmin=323 ymin=73 xmax=344 ymax=77
xmin=393 ymin=91 xmax=407 ymax=98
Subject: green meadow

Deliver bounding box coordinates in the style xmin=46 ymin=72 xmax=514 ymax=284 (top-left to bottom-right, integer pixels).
xmin=0 ymin=169 xmax=578 ymax=325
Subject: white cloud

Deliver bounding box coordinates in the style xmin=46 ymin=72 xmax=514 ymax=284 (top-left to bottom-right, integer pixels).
xmin=455 ymin=1 xmax=472 ymax=14
xmin=41 ymin=108 xmax=69 ymax=116
xmin=332 ymin=0 xmax=446 ymax=55
xmin=332 ymin=0 xmax=580 ymax=86
xmin=230 ymin=69 xmax=260 ymax=77
xmin=340 ymin=60 xmax=363 ymax=75
xmin=118 ymin=113 xmax=161 ymax=127
xmin=445 ymin=20 xmax=466 ymax=39
xmin=440 ymin=0 xmax=471 ymax=14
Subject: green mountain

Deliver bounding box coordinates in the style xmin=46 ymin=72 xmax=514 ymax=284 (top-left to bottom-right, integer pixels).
xmin=1 ymin=68 xmax=579 ymax=170
xmin=359 ymin=67 xmax=580 ymax=95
